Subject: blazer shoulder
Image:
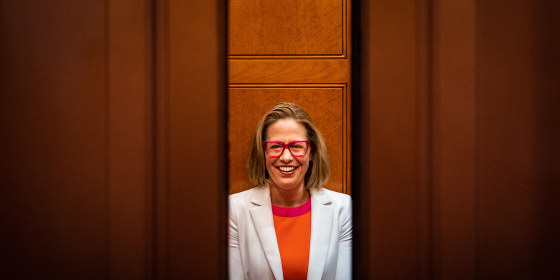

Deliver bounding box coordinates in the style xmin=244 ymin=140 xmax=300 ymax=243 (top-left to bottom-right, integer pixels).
xmin=229 ymin=185 xmax=269 ymax=207
xmin=229 ymin=187 xmax=253 ymax=206
xmin=322 ymin=188 xmax=350 ymax=198
xmin=321 ymin=188 xmax=352 ymax=203
xmin=230 ymin=187 xmax=254 ymax=199
xmin=312 ymin=187 xmax=352 ymax=212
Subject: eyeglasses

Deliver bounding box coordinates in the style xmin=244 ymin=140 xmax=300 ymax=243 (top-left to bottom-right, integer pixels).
xmin=263 ymin=141 xmax=310 ymax=158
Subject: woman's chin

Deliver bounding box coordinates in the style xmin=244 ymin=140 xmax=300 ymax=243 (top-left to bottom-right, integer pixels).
xmin=270 ymin=179 xmax=304 ymax=191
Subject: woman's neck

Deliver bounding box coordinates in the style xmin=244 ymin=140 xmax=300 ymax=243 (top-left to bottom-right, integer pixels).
xmin=270 ymin=184 xmax=309 ymax=208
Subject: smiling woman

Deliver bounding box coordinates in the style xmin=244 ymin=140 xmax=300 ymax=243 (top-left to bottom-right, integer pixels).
xmin=229 ymin=103 xmax=352 ymax=280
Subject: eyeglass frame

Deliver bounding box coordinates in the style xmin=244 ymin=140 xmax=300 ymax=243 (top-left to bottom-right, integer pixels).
xmin=262 ymin=140 xmax=311 ymax=158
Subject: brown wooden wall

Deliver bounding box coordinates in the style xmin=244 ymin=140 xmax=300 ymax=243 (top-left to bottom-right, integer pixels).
xmin=1 ymin=0 xmax=226 ymax=279
xmin=228 ymin=0 xmax=352 ymax=195
xmin=355 ymin=0 xmax=560 ymax=278
xmin=2 ymin=1 xmax=114 ymax=277
xmin=1 ymin=0 xmax=559 ymax=279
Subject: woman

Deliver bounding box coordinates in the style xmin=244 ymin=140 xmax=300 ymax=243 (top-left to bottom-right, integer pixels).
xmin=229 ymin=103 xmax=352 ymax=280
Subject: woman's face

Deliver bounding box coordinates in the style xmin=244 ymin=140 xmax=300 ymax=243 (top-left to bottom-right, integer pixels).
xmin=265 ymin=118 xmax=311 ymax=192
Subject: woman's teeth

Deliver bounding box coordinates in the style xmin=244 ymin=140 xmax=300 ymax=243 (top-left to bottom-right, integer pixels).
xmin=278 ymin=166 xmax=296 ymax=172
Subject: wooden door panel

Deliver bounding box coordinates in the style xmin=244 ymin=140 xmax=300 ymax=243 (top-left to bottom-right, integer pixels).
xmin=229 ymin=0 xmax=346 ymax=56
xmin=228 ymin=86 xmax=348 ymax=194
xmin=229 ymin=59 xmax=349 ymax=83
xmin=1 ymin=0 xmax=154 ymax=278
xmin=228 ymin=0 xmax=351 ymax=195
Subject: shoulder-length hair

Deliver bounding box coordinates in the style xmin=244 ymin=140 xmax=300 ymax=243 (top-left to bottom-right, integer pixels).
xmin=248 ymin=102 xmax=329 ymax=189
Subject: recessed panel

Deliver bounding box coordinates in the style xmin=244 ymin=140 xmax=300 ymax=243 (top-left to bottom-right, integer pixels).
xmin=229 ymin=59 xmax=350 ymax=83
xmin=228 ymin=86 xmax=346 ymax=194
xmin=228 ymin=0 xmax=344 ymax=56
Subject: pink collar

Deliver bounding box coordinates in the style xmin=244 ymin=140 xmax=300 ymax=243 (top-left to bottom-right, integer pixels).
xmin=272 ymin=198 xmax=311 ymax=217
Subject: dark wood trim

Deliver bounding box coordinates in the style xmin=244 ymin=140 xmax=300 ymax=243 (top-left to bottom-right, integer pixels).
xmin=431 ymin=0 xmax=477 ymax=278
xmin=154 ymin=0 xmax=228 ymax=278
xmin=354 ymin=0 xmax=432 ymax=278
xmin=107 ymin=0 xmax=155 ymax=278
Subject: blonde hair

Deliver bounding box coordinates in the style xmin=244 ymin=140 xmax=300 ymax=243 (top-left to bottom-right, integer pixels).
xmin=248 ymin=103 xmax=330 ymax=189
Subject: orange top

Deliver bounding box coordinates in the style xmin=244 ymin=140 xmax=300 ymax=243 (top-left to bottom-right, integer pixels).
xmin=272 ymin=199 xmax=311 ymax=280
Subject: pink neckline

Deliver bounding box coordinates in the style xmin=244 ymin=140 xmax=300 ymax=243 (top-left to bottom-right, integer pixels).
xmin=272 ymin=198 xmax=311 ymax=217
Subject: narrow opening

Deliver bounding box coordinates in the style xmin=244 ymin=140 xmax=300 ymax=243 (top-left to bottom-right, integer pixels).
xmin=226 ymin=0 xmax=357 ymax=278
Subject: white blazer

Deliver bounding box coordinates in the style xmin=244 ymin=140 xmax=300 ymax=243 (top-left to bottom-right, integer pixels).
xmin=229 ymin=185 xmax=352 ymax=280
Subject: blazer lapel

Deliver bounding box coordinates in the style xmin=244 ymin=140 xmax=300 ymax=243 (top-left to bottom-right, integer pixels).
xmin=307 ymin=188 xmax=333 ymax=279
xmin=248 ymin=185 xmax=284 ymax=280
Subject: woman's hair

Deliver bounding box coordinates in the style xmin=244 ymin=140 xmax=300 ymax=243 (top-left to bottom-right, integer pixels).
xmin=248 ymin=102 xmax=330 ymax=189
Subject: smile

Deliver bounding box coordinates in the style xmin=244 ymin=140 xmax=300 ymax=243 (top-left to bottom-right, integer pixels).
xmin=276 ymin=166 xmax=298 ymax=174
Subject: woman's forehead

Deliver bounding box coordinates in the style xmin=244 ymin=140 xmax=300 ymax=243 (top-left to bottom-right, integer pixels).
xmin=265 ymin=119 xmax=307 ymax=140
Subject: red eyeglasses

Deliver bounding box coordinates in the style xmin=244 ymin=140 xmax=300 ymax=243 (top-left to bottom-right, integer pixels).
xmin=262 ymin=141 xmax=310 ymax=158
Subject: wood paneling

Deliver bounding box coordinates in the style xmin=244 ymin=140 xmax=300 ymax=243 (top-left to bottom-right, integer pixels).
xmin=107 ymin=0 xmax=154 ymax=278
xmin=229 ymin=59 xmax=349 ymax=84
xmin=228 ymin=85 xmax=348 ymax=195
xmin=476 ymin=0 xmax=560 ymax=278
xmin=354 ymin=0 xmax=430 ymax=278
xmin=5 ymin=0 xmax=558 ymax=278
xmin=0 ymin=1 xmax=107 ymax=278
xmin=229 ymin=0 xmax=346 ymax=56
xmin=1 ymin=0 xmax=154 ymax=278
xmin=355 ymin=0 xmax=560 ymax=278
xmin=1 ymin=0 xmax=227 ymax=279
xmin=228 ymin=0 xmax=352 ymax=195
xmin=432 ymin=0 xmax=476 ymax=278
xmin=155 ymin=0 xmax=227 ymax=278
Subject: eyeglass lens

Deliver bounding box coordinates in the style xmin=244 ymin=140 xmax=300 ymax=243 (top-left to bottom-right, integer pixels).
xmin=264 ymin=141 xmax=308 ymax=157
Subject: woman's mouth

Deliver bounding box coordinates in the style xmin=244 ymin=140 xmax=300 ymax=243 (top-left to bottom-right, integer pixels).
xmin=276 ymin=166 xmax=298 ymax=175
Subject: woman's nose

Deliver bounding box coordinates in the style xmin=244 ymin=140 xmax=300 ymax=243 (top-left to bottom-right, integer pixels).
xmin=279 ymin=147 xmax=293 ymax=161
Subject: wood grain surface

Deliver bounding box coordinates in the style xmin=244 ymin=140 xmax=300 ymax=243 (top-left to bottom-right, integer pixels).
xmin=228 ymin=86 xmax=347 ymax=194
xmin=229 ymin=59 xmax=349 ymax=84
xmin=229 ymin=0 xmax=345 ymax=56
xmin=228 ymin=0 xmax=351 ymax=195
